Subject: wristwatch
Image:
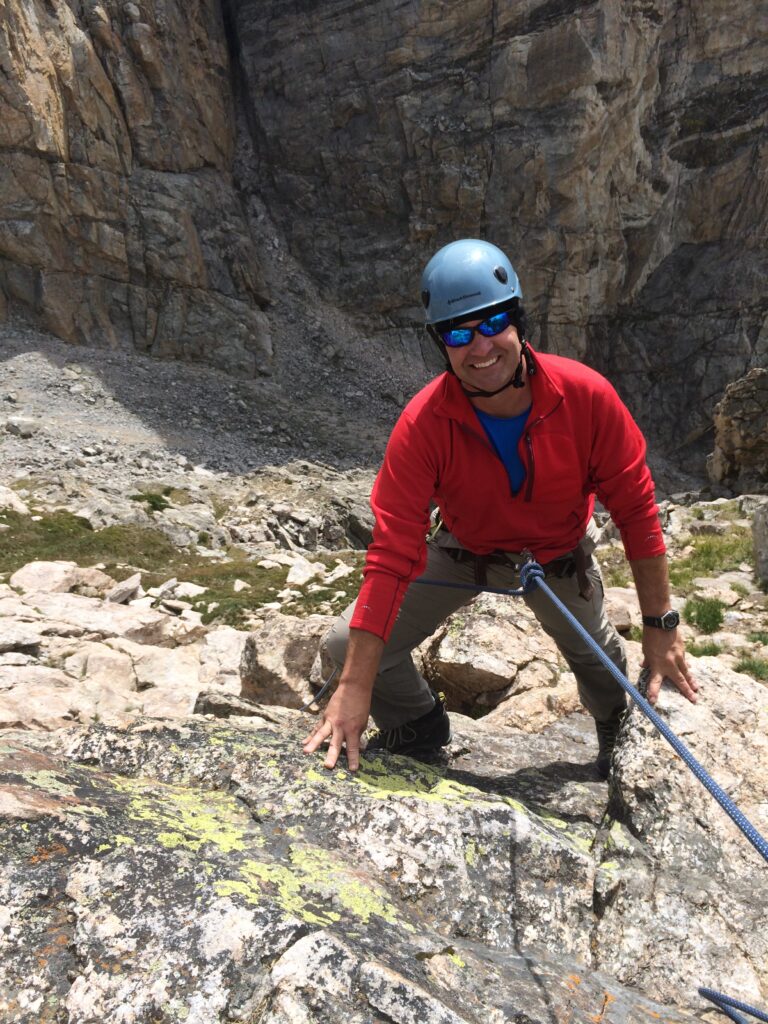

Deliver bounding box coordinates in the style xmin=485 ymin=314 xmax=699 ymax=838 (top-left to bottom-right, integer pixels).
xmin=642 ymin=610 xmax=680 ymax=630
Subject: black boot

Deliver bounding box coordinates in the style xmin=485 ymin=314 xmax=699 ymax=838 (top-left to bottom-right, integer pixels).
xmin=595 ymin=707 xmax=626 ymax=780
xmin=365 ymin=691 xmax=451 ymax=763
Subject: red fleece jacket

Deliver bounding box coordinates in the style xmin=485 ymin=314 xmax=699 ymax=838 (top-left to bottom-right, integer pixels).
xmin=351 ymin=349 xmax=665 ymax=641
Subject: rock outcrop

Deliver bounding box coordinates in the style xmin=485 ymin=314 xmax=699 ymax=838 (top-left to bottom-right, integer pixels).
xmin=1 ymin=646 xmax=766 ymax=1022
xmin=708 ymin=367 xmax=768 ymax=493
xmin=0 ymin=0 xmax=271 ymax=376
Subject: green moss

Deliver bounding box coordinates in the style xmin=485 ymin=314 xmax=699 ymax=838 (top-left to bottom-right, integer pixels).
xmin=669 ymin=529 xmax=753 ymax=589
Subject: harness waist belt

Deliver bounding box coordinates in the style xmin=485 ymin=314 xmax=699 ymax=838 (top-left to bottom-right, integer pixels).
xmin=442 ymin=545 xmax=594 ymax=600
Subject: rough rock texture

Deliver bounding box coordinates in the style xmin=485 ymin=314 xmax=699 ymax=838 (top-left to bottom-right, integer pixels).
xmin=0 ymin=714 xmax=699 ymax=1024
xmin=1 ymin=643 xmax=766 ymax=1022
xmin=755 ymin=502 xmax=768 ymax=586
xmin=707 ymin=367 xmax=768 ymax=493
xmin=3 ymin=1 xmax=767 ymax=463
xmin=231 ymin=0 xmax=768 ymax=456
xmin=0 ymin=0 xmax=271 ymax=376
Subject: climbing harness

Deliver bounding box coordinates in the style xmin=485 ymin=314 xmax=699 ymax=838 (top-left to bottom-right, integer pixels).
xmin=417 ymin=557 xmax=768 ymax=1023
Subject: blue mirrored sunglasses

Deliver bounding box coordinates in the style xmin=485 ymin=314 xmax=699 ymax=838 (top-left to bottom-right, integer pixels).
xmin=439 ymin=310 xmax=514 ymax=348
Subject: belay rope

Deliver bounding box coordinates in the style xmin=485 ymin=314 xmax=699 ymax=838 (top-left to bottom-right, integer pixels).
xmin=416 ymin=559 xmax=768 ymax=1024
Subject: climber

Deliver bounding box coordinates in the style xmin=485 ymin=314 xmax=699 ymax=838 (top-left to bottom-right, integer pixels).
xmin=303 ymin=238 xmax=698 ymax=776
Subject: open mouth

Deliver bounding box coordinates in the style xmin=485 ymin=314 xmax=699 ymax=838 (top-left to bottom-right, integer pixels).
xmin=471 ymin=354 xmax=500 ymax=370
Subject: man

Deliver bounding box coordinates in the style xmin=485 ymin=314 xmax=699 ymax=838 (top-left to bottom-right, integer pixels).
xmin=304 ymin=239 xmax=697 ymax=775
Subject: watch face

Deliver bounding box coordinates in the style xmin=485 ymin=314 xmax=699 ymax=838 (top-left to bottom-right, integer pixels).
xmin=662 ymin=610 xmax=680 ymax=629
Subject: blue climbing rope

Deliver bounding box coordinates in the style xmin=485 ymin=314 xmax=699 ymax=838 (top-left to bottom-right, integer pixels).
xmin=516 ymin=561 xmax=768 ymax=864
xmin=416 ymin=558 xmax=768 ymax=1021
xmin=698 ymin=989 xmax=768 ymax=1024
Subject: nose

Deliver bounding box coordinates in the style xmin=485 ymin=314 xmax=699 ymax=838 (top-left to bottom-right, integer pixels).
xmin=467 ymin=331 xmax=494 ymax=356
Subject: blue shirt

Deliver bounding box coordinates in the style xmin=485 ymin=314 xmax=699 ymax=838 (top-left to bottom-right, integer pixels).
xmin=473 ymin=405 xmax=531 ymax=493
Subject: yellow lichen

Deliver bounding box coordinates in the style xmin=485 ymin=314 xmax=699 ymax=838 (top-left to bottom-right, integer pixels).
xmin=110 ymin=777 xmax=254 ymax=854
xmin=215 ymin=843 xmax=410 ymax=930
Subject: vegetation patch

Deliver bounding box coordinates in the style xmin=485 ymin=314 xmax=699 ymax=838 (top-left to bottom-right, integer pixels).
xmin=595 ymin=547 xmax=630 ymax=588
xmin=734 ymin=656 xmax=768 ymax=681
xmin=0 ymin=510 xmax=179 ymax=574
xmin=669 ymin=529 xmax=753 ymax=589
xmin=687 ymin=640 xmax=722 ymax=657
xmin=683 ymin=597 xmax=725 ymax=635
xmin=0 ymin=509 xmax=363 ymax=629
xmin=130 ymin=488 xmax=174 ymax=513
xmin=747 ymin=631 xmax=768 ymax=646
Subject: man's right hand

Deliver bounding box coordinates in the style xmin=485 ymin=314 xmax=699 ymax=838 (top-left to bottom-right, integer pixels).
xmin=302 ymin=683 xmax=372 ymax=771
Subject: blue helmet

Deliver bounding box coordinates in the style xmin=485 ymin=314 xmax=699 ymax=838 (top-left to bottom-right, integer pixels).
xmin=420 ymin=239 xmax=522 ymax=325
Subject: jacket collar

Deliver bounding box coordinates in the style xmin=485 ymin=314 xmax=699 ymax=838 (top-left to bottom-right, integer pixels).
xmin=432 ymin=345 xmax=564 ymax=423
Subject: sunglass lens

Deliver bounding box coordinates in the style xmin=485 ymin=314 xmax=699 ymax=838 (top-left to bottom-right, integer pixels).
xmin=441 ymin=328 xmax=474 ymax=347
xmin=477 ymin=311 xmax=511 ymax=336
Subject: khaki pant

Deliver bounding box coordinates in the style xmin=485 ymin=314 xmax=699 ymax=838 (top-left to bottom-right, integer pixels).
xmin=324 ymin=520 xmax=627 ymax=729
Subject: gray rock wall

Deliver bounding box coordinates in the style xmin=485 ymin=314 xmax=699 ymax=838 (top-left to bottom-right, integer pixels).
xmin=230 ymin=0 xmax=768 ymax=450
xmin=1 ymin=0 xmax=766 ymax=454
xmin=0 ymin=0 xmax=272 ymax=376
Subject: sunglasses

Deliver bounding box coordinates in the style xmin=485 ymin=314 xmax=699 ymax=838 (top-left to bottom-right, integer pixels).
xmin=439 ymin=310 xmax=514 ymax=348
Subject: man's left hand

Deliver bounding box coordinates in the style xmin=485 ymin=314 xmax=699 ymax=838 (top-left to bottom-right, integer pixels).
xmin=642 ymin=627 xmax=699 ymax=705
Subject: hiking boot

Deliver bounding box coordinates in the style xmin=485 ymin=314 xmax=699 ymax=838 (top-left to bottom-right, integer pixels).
xmin=594 ymin=707 xmax=626 ymax=780
xmin=365 ymin=691 xmax=451 ymax=763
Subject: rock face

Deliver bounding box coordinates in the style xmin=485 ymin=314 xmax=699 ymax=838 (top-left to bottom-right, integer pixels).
xmin=1 ymin=649 xmax=766 ymax=1022
xmin=0 ymin=0 xmax=271 ymax=376
xmin=707 ymin=368 xmax=768 ymax=493
xmin=230 ymin=0 xmax=768 ymax=453
xmin=755 ymin=503 xmax=768 ymax=586
xmin=3 ymin=1 xmax=767 ymax=456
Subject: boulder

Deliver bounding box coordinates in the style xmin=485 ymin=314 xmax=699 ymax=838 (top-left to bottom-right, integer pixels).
xmin=421 ymin=594 xmax=564 ymax=709
xmin=0 ymin=485 xmax=29 ymax=514
xmin=708 ymin=368 xmax=768 ymax=494
xmin=239 ymin=611 xmax=333 ymax=709
xmin=21 ymin=591 xmax=203 ymax=646
xmin=10 ymin=560 xmax=116 ymax=596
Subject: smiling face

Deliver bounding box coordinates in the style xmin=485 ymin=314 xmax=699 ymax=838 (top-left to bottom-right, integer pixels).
xmin=444 ymin=314 xmax=523 ymax=394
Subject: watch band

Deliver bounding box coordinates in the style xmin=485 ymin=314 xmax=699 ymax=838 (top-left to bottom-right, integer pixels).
xmin=642 ymin=610 xmax=680 ymax=630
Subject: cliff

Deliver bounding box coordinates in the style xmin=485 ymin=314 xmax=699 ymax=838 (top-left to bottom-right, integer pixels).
xmin=1 ymin=0 xmax=767 ymax=460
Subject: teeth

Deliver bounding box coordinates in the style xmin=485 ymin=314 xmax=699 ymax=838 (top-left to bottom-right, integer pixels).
xmin=472 ymin=355 xmax=499 ymax=369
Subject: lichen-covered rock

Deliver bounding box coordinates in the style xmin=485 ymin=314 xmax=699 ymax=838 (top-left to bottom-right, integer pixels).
xmin=0 ymin=716 xmax=697 ymax=1023
xmin=594 ymin=661 xmax=768 ymax=1007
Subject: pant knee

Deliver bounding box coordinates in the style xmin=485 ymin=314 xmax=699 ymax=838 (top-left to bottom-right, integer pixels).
xmin=322 ymin=617 xmax=350 ymax=668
